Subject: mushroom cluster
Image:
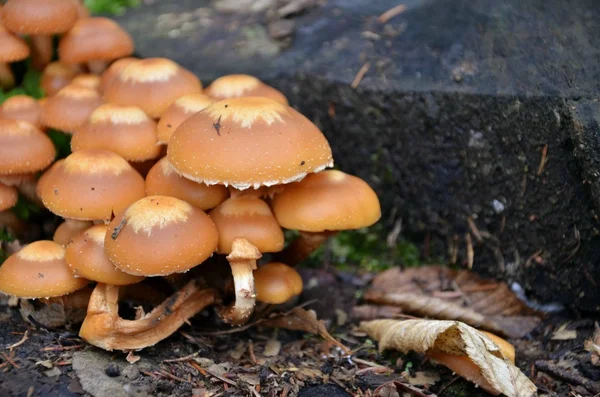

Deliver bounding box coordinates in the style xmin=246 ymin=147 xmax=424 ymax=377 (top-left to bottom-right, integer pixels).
xmin=0 ymin=0 xmax=382 ymax=351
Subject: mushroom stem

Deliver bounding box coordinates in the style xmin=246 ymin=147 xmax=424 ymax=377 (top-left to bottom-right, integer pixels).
xmin=31 ymin=35 xmax=53 ymax=71
xmin=87 ymin=60 xmax=108 ymax=75
xmin=79 ymin=281 xmax=218 ymax=351
xmin=0 ymin=63 xmax=15 ymax=89
xmin=276 ymin=231 xmax=337 ymax=267
xmin=219 ymin=238 xmax=261 ymax=326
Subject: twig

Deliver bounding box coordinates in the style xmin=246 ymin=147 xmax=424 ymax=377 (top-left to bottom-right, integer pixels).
xmin=537 ymin=144 xmax=549 ymax=176
xmin=26 ymin=386 xmax=34 ymax=397
xmin=353 ymin=357 xmax=391 ymax=369
xmin=6 ymin=330 xmax=28 ymax=350
xmin=437 ymin=375 xmax=460 ymax=396
xmin=158 ymin=369 xmax=193 ymax=384
xmin=0 ymin=351 xmax=20 ymax=369
xmin=465 ymin=233 xmax=474 ymax=269
xmin=111 ymin=218 xmax=126 ymax=240
xmin=204 ymin=367 xmax=238 ymax=387
xmin=377 ymin=4 xmax=407 ymax=23
xmin=535 ymin=360 xmax=600 ymax=394
xmin=163 ymin=352 xmax=199 ymax=363
xmin=467 ymin=217 xmax=483 ymax=243
xmin=351 ymin=63 xmax=370 ymax=89
xmin=42 ymin=344 xmax=83 ymax=352
xmin=247 ymin=340 xmax=257 ymax=364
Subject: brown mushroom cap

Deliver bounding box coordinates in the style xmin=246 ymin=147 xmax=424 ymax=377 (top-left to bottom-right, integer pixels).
xmin=71 ymin=74 xmax=101 ymax=92
xmin=104 ymin=196 xmax=218 ymax=276
xmin=272 ymin=170 xmax=381 ymax=232
xmin=1 ymin=0 xmax=78 ymax=35
xmin=0 ymin=240 xmax=88 ymax=298
xmin=41 ymin=84 xmax=103 ymax=133
xmin=0 ymin=182 xmax=18 ymax=211
xmin=40 ymin=62 xmax=81 ymax=97
xmin=66 ymin=224 xmax=144 ymax=285
xmin=0 ymin=119 xmax=56 ymax=175
xmin=209 ymin=196 xmax=284 ymax=254
xmin=72 ymin=104 xmax=161 ymax=162
xmin=37 ymin=149 xmax=146 ymax=221
xmin=206 ymin=74 xmax=288 ymax=105
xmin=100 ymin=57 xmax=138 ymax=92
xmin=0 ymin=23 xmax=30 ymax=62
xmin=0 ymin=95 xmax=42 ymax=127
xmin=103 ymin=58 xmax=203 ymax=119
xmin=156 ymin=93 xmax=214 ymax=145
xmin=167 ymin=97 xmax=333 ymax=190
xmin=53 ymin=219 xmax=94 ymax=246
xmin=59 ymin=17 xmax=134 ymax=64
xmin=145 ymin=157 xmax=229 ymax=211
xmin=254 ymin=262 xmax=303 ymax=304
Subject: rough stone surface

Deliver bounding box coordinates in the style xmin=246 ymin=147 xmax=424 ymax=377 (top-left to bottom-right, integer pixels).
xmin=115 ymin=0 xmax=600 ymax=312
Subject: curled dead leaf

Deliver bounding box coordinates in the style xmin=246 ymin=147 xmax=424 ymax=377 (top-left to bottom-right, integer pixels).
xmin=584 ymin=322 xmax=600 ymax=366
xmin=360 ymin=319 xmax=537 ymax=397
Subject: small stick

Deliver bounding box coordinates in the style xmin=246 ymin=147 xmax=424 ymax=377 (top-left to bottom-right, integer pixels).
xmin=535 ymin=360 xmax=600 ymax=394
xmin=351 ymin=63 xmax=371 ymax=89
xmin=163 ymin=352 xmax=199 ymax=363
xmin=42 ymin=344 xmax=83 ymax=352
xmin=6 ymin=330 xmax=28 ymax=350
xmin=247 ymin=340 xmax=257 ymax=364
xmin=0 ymin=352 xmax=20 ymax=369
xmin=158 ymin=369 xmax=193 ymax=384
xmin=537 ymin=144 xmax=549 ymax=176
xmin=111 ymin=218 xmax=126 ymax=240
xmin=377 ymin=4 xmax=407 ymax=23
xmin=466 ymin=233 xmax=474 ymax=269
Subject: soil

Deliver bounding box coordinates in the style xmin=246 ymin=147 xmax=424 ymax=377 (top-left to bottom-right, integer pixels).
xmin=1 ymin=267 xmax=598 ymax=397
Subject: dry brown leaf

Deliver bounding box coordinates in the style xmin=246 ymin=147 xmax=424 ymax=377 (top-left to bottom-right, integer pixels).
xmin=261 ymin=308 xmax=350 ymax=354
xmin=360 ymin=319 xmax=537 ymax=397
xmin=366 ymin=266 xmax=541 ymax=338
xmin=584 ymin=322 xmax=600 ymax=366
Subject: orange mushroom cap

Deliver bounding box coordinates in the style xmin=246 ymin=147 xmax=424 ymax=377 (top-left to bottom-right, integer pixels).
xmin=0 ymin=240 xmax=88 ymax=298
xmin=41 ymin=84 xmax=103 ymax=133
xmin=0 ymin=23 xmax=30 ymax=62
xmin=71 ymin=74 xmax=102 ymax=92
xmin=167 ymin=97 xmax=333 ymax=190
xmin=53 ymin=219 xmax=94 ymax=246
xmin=209 ymin=196 xmax=284 ymax=254
xmin=40 ymin=62 xmax=81 ymax=97
xmin=100 ymin=57 xmax=138 ymax=92
xmin=1 ymin=0 xmax=78 ymax=35
xmin=37 ymin=149 xmax=146 ymax=221
xmin=0 ymin=119 xmax=56 ymax=175
xmin=272 ymin=170 xmax=381 ymax=232
xmin=254 ymin=262 xmax=303 ymax=304
xmin=206 ymin=74 xmax=288 ymax=105
xmin=0 ymin=182 xmax=18 ymax=211
xmin=72 ymin=104 xmax=161 ymax=162
xmin=145 ymin=157 xmax=229 ymax=211
xmin=156 ymin=93 xmax=214 ymax=145
xmin=0 ymin=95 xmax=42 ymax=128
xmin=59 ymin=17 xmax=134 ymax=64
xmin=66 ymin=224 xmax=144 ymax=285
xmin=103 ymin=58 xmax=203 ymax=119
xmin=104 ymin=196 xmax=219 ymax=276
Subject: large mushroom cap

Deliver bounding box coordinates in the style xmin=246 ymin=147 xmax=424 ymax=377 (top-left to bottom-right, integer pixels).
xmin=1 ymin=0 xmax=78 ymax=35
xmin=66 ymin=225 xmax=144 ymax=285
xmin=41 ymin=84 xmax=103 ymax=133
xmin=145 ymin=157 xmax=229 ymax=210
xmin=156 ymin=93 xmax=214 ymax=145
xmin=209 ymin=196 xmax=284 ymax=254
xmin=0 ymin=182 xmax=18 ymax=211
xmin=104 ymin=196 xmax=219 ymax=276
xmin=206 ymin=74 xmax=288 ymax=105
xmin=272 ymin=170 xmax=381 ymax=232
xmin=59 ymin=17 xmax=134 ymax=64
xmin=0 ymin=95 xmax=42 ymax=128
xmin=72 ymin=104 xmax=161 ymax=162
xmin=0 ymin=119 xmax=56 ymax=175
xmin=254 ymin=262 xmax=303 ymax=304
xmin=0 ymin=240 xmax=88 ymax=298
xmin=103 ymin=58 xmax=202 ymax=119
xmin=167 ymin=97 xmax=333 ymax=190
xmin=0 ymin=23 xmax=30 ymax=62
xmin=37 ymin=149 xmax=146 ymax=221
xmin=100 ymin=57 xmax=138 ymax=92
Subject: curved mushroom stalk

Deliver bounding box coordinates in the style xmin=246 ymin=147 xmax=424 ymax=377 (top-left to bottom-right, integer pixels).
xmin=79 ymin=281 xmax=218 ymax=351
xmin=219 ymin=238 xmax=261 ymax=326
xmin=276 ymin=231 xmax=337 ymax=267
xmin=31 ymin=35 xmax=53 ymax=71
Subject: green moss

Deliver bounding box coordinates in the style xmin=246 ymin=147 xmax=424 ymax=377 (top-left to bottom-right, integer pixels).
xmin=84 ymin=0 xmax=140 ymax=15
xmin=0 ymin=228 xmax=15 ymax=265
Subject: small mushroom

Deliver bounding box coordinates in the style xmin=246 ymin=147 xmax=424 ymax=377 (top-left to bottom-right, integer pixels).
xmin=72 ymin=104 xmax=162 ymax=162
xmin=37 ymin=149 xmax=146 ymax=222
xmin=59 ymin=17 xmax=134 ymax=74
xmin=145 ymin=157 xmax=229 ymax=211
xmin=167 ymin=97 xmax=333 ymax=190
xmin=156 ymin=93 xmax=214 ymax=145
xmin=0 ymin=22 xmax=30 ymax=89
xmin=65 ymin=224 xmax=144 ymax=285
xmin=41 ymin=84 xmax=103 ymax=133
xmin=2 ymin=0 xmax=78 ymax=70
xmin=79 ymin=281 xmax=218 ymax=351
xmin=53 ymin=219 xmax=93 ymax=246
xmin=104 ymin=195 xmax=218 ymax=276
xmin=272 ymin=170 xmax=381 ymax=266
xmin=104 ymin=58 xmax=203 ymax=119
xmin=206 ymin=74 xmax=288 ymax=105
xmin=0 ymin=95 xmax=43 ymax=128
xmin=40 ymin=62 xmax=82 ymax=97
xmin=0 ymin=119 xmax=56 ymax=176
xmin=254 ymin=262 xmax=303 ymax=304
